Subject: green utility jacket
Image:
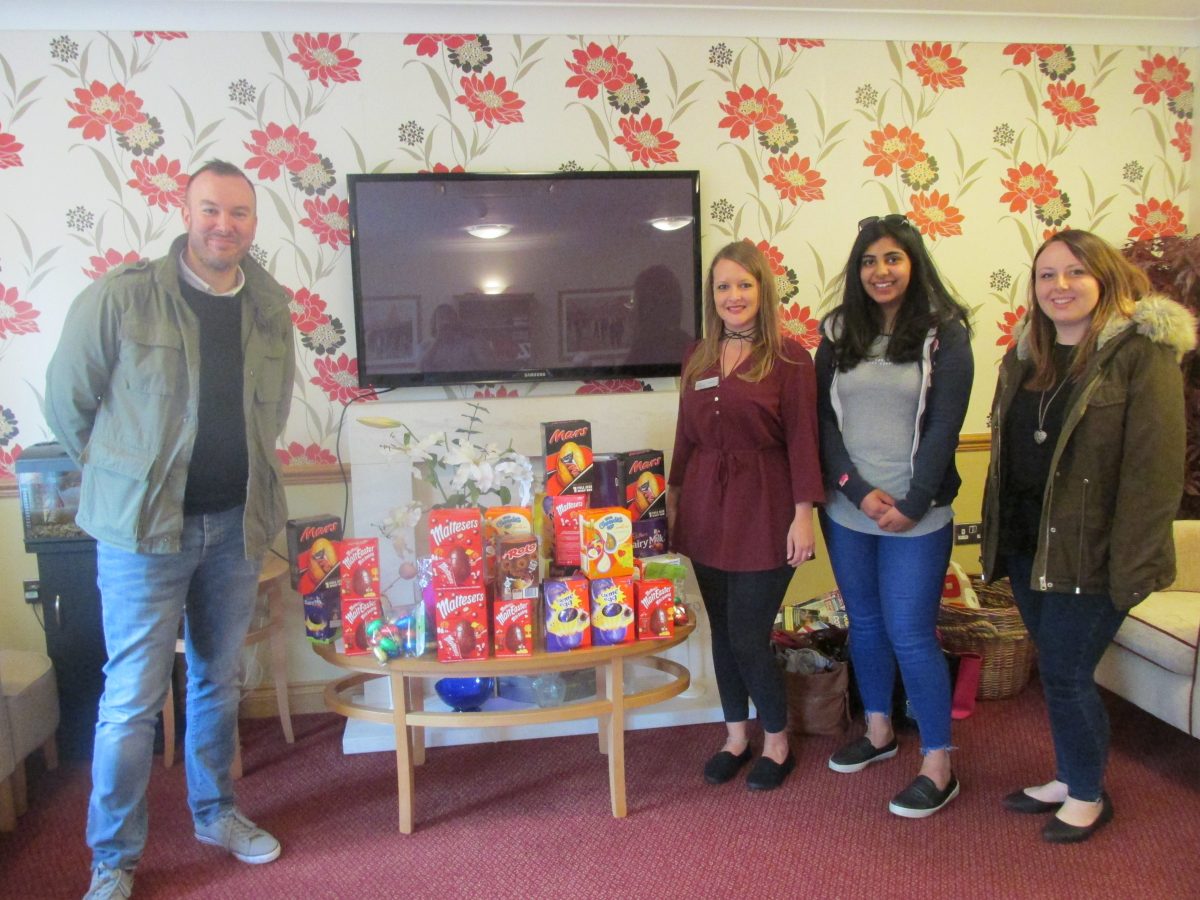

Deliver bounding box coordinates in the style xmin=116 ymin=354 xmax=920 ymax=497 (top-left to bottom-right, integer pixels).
xmin=45 ymin=233 xmax=294 ymax=558
xmin=982 ymin=294 xmax=1196 ymax=610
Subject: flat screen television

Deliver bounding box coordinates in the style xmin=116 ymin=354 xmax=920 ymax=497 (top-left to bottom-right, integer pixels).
xmin=346 ymin=171 xmax=702 ymax=389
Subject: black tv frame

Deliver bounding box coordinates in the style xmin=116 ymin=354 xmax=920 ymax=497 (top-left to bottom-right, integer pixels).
xmin=346 ymin=170 xmax=702 ymax=390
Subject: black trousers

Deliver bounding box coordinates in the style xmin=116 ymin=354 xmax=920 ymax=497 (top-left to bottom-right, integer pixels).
xmin=692 ymin=561 xmax=794 ymax=733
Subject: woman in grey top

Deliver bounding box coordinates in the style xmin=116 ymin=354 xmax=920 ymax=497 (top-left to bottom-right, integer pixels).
xmin=815 ymin=214 xmax=973 ymax=818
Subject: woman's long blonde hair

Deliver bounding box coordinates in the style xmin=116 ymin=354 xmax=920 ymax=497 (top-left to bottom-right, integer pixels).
xmin=1024 ymin=230 xmax=1148 ymax=389
xmin=681 ymin=240 xmax=785 ymax=387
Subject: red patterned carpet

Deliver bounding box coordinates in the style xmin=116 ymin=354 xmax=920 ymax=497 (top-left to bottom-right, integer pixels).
xmin=3 ymin=678 xmax=1199 ymax=899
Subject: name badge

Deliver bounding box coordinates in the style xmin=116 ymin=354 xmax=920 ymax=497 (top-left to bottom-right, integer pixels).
xmin=694 ymin=376 xmax=719 ymax=391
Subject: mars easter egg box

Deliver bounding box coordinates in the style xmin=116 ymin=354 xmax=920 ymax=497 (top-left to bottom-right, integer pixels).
xmin=429 ymin=508 xmax=484 ymax=588
xmin=542 ymin=420 xmax=594 ymax=496
xmin=619 ymin=450 xmax=667 ymax=520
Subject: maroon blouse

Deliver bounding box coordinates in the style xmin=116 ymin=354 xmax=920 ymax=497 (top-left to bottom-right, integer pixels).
xmin=669 ymin=343 xmax=824 ymax=572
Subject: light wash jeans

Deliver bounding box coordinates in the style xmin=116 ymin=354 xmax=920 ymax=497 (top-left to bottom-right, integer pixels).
xmin=821 ymin=513 xmax=954 ymax=752
xmin=88 ymin=506 xmax=263 ymax=871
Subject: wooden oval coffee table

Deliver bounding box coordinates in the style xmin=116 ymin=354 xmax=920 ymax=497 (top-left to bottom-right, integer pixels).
xmin=313 ymin=615 xmax=694 ymax=833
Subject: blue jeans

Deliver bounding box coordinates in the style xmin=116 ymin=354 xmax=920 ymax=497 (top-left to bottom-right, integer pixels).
xmin=821 ymin=513 xmax=954 ymax=752
xmin=692 ymin=561 xmax=794 ymax=733
xmin=1005 ymin=555 xmax=1128 ymax=802
xmin=88 ymin=506 xmax=263 ymax=871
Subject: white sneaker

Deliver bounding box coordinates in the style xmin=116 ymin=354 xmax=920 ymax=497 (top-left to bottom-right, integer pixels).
xmin=83 ymin=866 xmax=134 ymax=900
xmin=194 ymin=808 xmax=281 ymax=864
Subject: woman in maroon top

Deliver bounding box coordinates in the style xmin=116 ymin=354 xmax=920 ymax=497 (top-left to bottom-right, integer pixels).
xmin=668 ymin=241 xmax=824 ymax=791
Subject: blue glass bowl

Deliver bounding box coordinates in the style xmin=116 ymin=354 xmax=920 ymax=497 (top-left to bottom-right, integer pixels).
xmin=434 ymin=677 xmax=495 ymax=712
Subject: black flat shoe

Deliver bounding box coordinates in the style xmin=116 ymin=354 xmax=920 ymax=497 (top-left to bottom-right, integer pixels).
xmin=1042 ymin=793 xmax=1113 ymax=844
xmin=745 ymin=751 xmax=796 ymax=791
xmin=1003 ymin=788 xmax=1064 ymax=814
xmin=703 ymin=747 xmax=753 ymax=785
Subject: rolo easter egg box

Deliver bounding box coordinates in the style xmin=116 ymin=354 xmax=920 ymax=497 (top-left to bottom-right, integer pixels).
xmin=429 ymin=508 xmax=484 ymax=588
xmin=435 ymin=586 xmax=490 ymax=662
xmin=483 ymin=506 xmax=533 ymax=583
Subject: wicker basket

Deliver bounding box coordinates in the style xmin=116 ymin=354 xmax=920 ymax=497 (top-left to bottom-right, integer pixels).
xmin=937 ymin=577 xmax=1035 ymax=700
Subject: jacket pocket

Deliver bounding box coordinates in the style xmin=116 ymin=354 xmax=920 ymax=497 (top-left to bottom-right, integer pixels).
xmin=254 ymin=338 xmax=288 ymax=403
xmin=80 ymin=440 xmax=155 ymax=542
xmin=118 ymin=321 xmax=183 ymax=397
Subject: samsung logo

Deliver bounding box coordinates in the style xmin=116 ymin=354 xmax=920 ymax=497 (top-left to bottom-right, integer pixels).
xmin=522 ymin=371 xmax=549 ymax=378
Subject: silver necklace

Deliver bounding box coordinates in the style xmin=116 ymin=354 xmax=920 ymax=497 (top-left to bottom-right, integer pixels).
xmin=1034 ymin=379 xmax=1069 ymax=444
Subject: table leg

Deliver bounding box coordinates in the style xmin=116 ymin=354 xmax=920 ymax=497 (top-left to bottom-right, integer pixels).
xmin=595 ymin=667 xmax=608 ymax=754
xmin=406 ymin=677 xmax=426 ymax=767
xmin=605 ymin=660 xmax=626 ymax=818
xmin=266 ymin=579 xmax=295 ymax=744
xmin=390 ymin=671 xmax=415 ymax=834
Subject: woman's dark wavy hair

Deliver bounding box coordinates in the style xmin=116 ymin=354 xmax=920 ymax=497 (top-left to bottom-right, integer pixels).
xmin=826 ymin=216 xmax=971 ymax=371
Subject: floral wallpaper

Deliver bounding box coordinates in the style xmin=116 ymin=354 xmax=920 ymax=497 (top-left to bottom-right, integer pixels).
xmin=0 ymin=30 xmax=1193 ymax=478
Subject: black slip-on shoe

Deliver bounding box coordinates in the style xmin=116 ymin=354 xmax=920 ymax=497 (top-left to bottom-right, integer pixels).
xmin=703 ymin=746 xmax=753 ymax=785
xmin=1002 ymin=788 xmax=1064 ymax=814
xmin=888 ymin=774 xmax=960 ymax=818
xmin=1042 ymin=793 xmax=1113 ymax=844
xmin=746 ymin=751 xmax=796 ymax=791
xmin=827 ymin=736 xmax=899 ymax=773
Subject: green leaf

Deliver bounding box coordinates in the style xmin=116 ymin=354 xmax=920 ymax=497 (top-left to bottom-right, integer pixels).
xmin=570 ymin=100 xmax=610 ymax=149
xmin=516 ymin=59 xmax=540 ymax=82
xmin=807 ymin=90 xmax=826 ymax=135
xmin=676 ymin=80 xmax=703 ymax=105
xmin=83 ymin=144 xmax=123 ymax=195
xmin=262 ymin=183 xmax=292 ymax=231
xmin=344 ymin=128 xmax=368 ymax=173
xmin=6 ymin=215 xmax=31 ymax=257
xmin=668 ymin=99 xmax=698 ymax=127
xmin=951 ymin=132 xmax=965 ymax=171
xmin=284 ymin=79 xmax=303 ymax=123
xmin=962 ymin=158 xmax=987 ymax=179
xmin=28 ymin=270 xmax=53 ymax=293
xmin=78 ymin=42 xmax=92 ymax=82
xmin=814 ymin=140 xmax=843 ymax=165
xmin=807 ymin=242 xmax=826 ymax=285
xmin=0 ymin=53 xmax=14 ymax=93
xmin=730 ymin=47 xmax=743 ymax=85
xmin=1018 ymin=71 xmax=1039 ymax=116
xmin=825 ymin=119 xmax=850 ymax=142
xmin=196 ymin=119 xmax=222 ymax=143
xmin=659 ymin=49 xmax=679 ymax=97
xmin=886 ymin=41 xmax=904 ymax=79
xmin=755 ymin=41 xmax=770 ymax=82
xmin=411 ymin=59 xmax=452 ymax=113
xmin=1093 ymin=195 xmax=1116 ymax=215
xmin=523 ymin=37 xmax=549 ymax=61
xmin=724 ymin=140 xmax=759 ymax=191
xmin=732 ymin=206 xmax=744 ymax=240
xmin=16 ymin=75 xmax=45 ymax=102
xmin=284 ymin=236 xmax=314 ymax=281
xmin=262 ymin=32 xmax=284 ymax=71
xmin=34 ymin=245 xmax=61 ymax=271
xmin=101 ymin=33 xmax=129 ymax=83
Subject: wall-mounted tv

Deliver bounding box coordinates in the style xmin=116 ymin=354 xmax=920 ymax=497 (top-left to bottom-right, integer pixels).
xmin=347 ymin=171 xmax=702 ymax=389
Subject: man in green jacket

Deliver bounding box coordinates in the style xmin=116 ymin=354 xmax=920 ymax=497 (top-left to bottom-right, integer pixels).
xmin=45 ymin=160 xmax=295 ymax=900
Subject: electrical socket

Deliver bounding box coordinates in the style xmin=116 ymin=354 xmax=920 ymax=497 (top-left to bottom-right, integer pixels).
xmin=954 ymin=523 xmax=982 ymax=545
xmin=23 ymin=579 xmax=40 ymax=604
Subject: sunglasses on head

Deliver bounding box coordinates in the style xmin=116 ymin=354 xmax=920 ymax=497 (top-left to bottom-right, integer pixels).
xmin=858 ymin=214 xmax=912 ymax=231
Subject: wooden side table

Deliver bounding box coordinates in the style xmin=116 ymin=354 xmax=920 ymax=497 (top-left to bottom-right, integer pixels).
xmin=162 ymin=553 xmax=295 ymax=776
xmin=313 ymin=616 xmax=694 ymax=833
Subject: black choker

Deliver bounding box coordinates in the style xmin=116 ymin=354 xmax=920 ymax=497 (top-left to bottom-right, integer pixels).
xmin=723 ymin=327 xmax=756 ymax=341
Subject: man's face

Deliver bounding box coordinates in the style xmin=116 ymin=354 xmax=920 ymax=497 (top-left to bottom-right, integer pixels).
xmin=180 ymin=171 xmax=257 ymax=286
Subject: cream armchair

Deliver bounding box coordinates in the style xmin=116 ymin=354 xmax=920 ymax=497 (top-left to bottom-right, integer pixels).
xmin=1096 ymin=519 xmax=1200 ymax=739
xmin=0 ymin=649 xmax=60 ymax=831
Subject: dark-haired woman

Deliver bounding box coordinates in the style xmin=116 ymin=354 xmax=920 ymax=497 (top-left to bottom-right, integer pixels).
xmin=668 ymin=240 xmax=824 ymax=791
xmin=982 ymin=230 xmax=1194 ymax=842
xmin=816 ymin=215 xmax=973 ymax=817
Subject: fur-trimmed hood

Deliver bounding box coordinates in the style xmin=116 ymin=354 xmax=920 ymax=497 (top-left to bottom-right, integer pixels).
xmin=1011 ymin=292 xmax=1198 ymax=362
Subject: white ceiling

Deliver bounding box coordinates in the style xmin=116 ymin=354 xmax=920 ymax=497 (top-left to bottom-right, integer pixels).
xmin=5 ymin=1 xmax=1199 ymax=45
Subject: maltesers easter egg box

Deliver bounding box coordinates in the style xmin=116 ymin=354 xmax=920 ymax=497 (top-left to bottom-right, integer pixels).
xmin=579 ymin=507 xmax=634 ymax=579
xmin=434 ymin=586 xmax=490 ymax=662
xmin=429 ymin=508 xmax=484 ymax=589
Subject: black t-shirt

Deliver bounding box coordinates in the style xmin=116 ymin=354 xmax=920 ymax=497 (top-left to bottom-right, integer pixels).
xmin=179 ymin=278 xmax=248 ymax=514
xmin=999 ymin=343 xmax=1075 ymax=556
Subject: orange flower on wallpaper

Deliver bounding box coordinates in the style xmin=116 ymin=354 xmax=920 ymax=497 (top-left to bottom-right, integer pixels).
xmin=403 ymin=34 xmax=475 ymax=57
xmin=286 ymin=287 xmax=330 ymax=334
xmin=82 ymin=249 xmax=143 ymax=281
xmin=243 ymin=123 xmax=319 ymax=181
xmin=1043 ymin=81 xmax=1099 ymax=130
xmin=456 ymin=72 xmax=525 ymax=127
xmin=276 ymin=442 xmax=338 ymax=466
xmin=907 ymin=42 xmax=966 ymax=92
xmin=133 ymin=32 xmax=188 ymax=44
xmin=615 ymin=114 xmax=679 ymax=167
xmin=0 ymin=122 xmax=22 ymax=169
xmin=1171 ymin=122 xmax=1192 ymax=162
xmin=288 ymin=33 xmax=362 ymax=87
xmin=717 ymin=85 xmax=785 ymax=139
xmin=420 ymin=163 xmax=466 ymax=173
xmin=474 ymin=386 xmax=522 ymax=399
xmin=765 ymin=154 xmax=825 ymax=205
xmin=300 ymin=194 xmax=351 ymax=249
xmin=1128 ymin=198 xmax=1186 ymax=241
xmin=66 ymin=81 xmax=146 ymax=141
xmin=576 ymin=380 xmax=647 ymax=394
xmin=996 ymin=306 xmax=1027 ymax=349
xmin=779 ymin=39 xmax=824 ymax=51
xmin=908 ymin=191 xmax=963 ymax=239
xmin=779 ymin=305 xmax=820 ymax=350
xmin=863 ymin=124 xmax=927 ymax=176
xmin=999 ymin=162 xmax=1060 ymax=213
xmin=1002 ymin=44 xmax=1064 ymax=67
xmin=0 ymin=283 xmax=39 ymax=338
xmin=564 ymin=43 xmax=636 ymax=99
xmin=311 ymin=354 xmax=373 ymax=404
xmin=127 ymin=156 xmax=188 ymax=211
xmin=1133 ymin=54 xmax=1191 ymax=105
xmin=747 ymin=238 xmax=786 ymax=275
